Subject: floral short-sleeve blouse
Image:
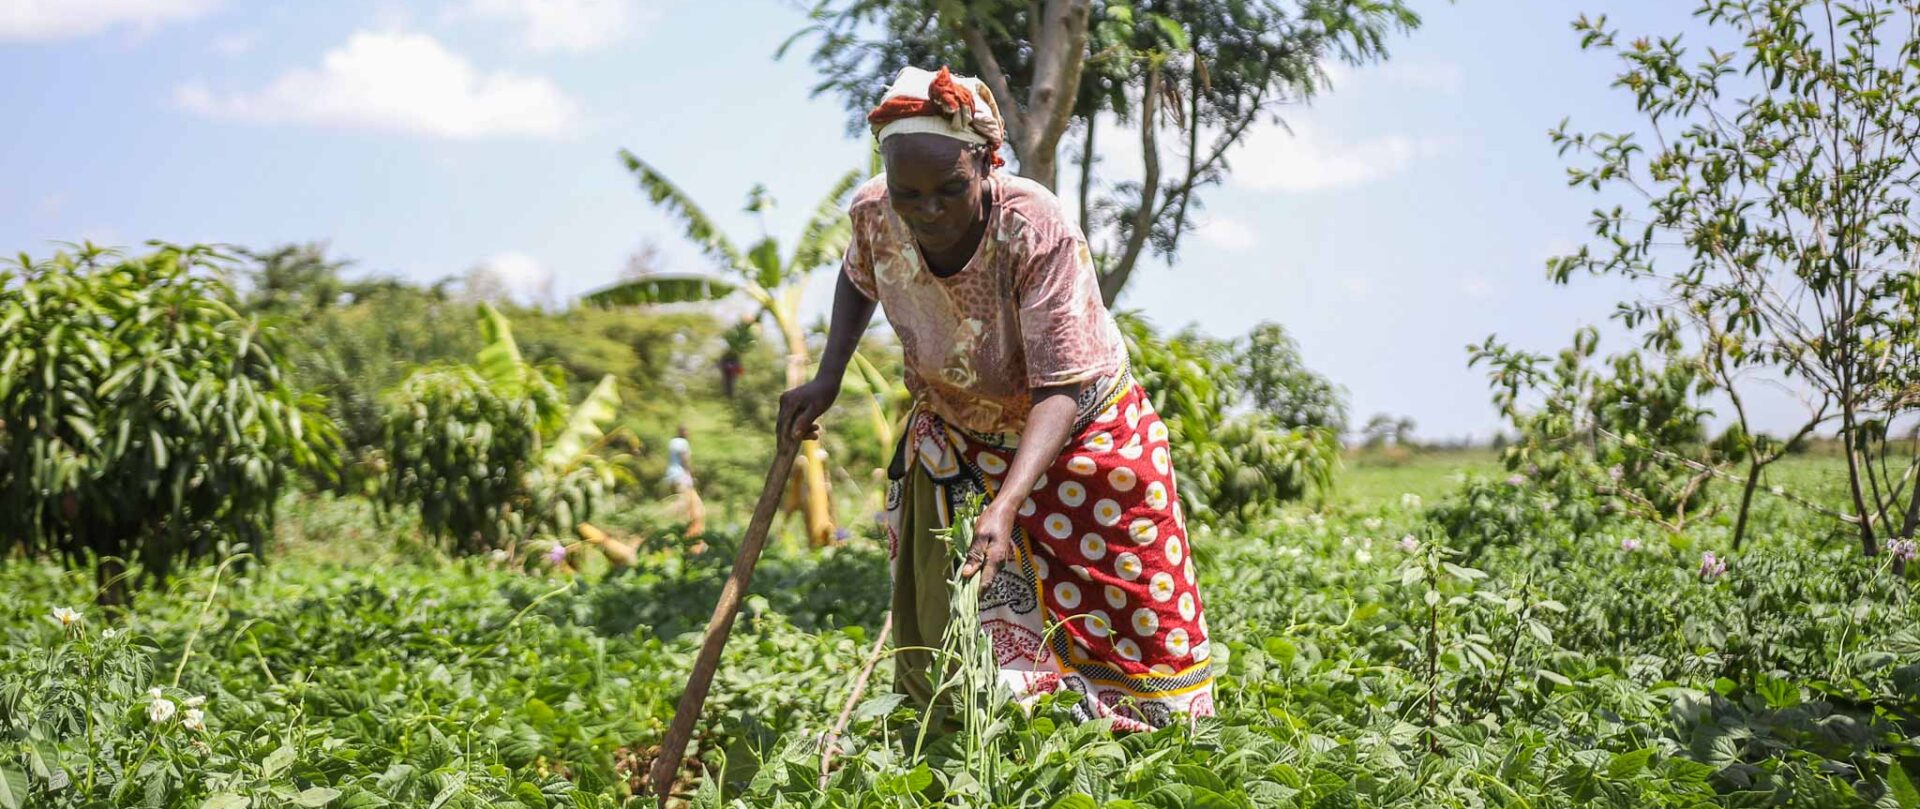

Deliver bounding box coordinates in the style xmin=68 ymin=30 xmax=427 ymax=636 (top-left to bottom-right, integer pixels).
xmin=841 ymin=173 xmax=1129 ymax=436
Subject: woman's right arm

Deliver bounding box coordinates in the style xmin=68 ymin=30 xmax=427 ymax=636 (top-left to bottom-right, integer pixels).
xmin=776 ymin=271 xmax=877 ymax=441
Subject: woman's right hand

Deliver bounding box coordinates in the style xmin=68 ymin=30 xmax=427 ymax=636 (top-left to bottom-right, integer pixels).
xmin=777 ymin=377 xmax=841 ymax=442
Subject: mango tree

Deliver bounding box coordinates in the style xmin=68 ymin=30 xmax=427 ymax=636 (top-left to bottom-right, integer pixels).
xmin=586 ymin=151 xmax=888 ymax=547
xmin=0 ymin=244 xmax=339 ymax=606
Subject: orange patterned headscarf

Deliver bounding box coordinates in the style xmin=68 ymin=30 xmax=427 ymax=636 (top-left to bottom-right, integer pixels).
xmin=867 ymin=66 xmax=1006 ymax=167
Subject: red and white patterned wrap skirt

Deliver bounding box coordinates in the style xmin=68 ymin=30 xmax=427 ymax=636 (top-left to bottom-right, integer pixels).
xmin=885 ymin=379 xmax=1215 ymax=730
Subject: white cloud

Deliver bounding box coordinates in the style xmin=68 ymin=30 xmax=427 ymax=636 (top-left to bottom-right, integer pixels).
xmin=464 ymin=0 xmax=654 ymax=52
xmin=470 ymin=251 xmax=556 ymax=305
xmin=1195 ymin=217 xmax=1257 ymax=251
xmin=1232 ymin=124 xmax=1450 ymax=193
xmin=210 ymin=30 xmax=255 ymax=56
xmin=0 ymin=0 xmax=217 ymax=41
xmin=1323 ymin=60 xmax=1465 ymax=96
xmin=175 ymin=30 xmax=581 ymax=139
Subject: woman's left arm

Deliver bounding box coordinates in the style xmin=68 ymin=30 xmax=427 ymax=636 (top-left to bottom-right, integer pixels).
xmin=960 ymin=383 xmax=1080 ymax=586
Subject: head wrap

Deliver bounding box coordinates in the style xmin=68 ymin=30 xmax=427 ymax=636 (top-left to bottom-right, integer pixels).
xmin=867 ymin=66 xmax=1006 ymax=167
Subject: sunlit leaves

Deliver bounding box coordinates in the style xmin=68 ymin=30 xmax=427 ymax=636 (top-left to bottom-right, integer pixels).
xmin=0 ymin=245 xmax=339 ymax=599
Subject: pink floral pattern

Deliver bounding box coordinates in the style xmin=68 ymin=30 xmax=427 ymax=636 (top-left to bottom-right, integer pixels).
xmin=842 ymin=174 xmax=1129 ymax=435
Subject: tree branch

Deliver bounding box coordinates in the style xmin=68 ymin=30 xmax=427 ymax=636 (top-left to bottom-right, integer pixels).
xmin=955 ymin=20 xmax=1028 ymax=157
xmin=1101 ymin=63 xmax=1161 ymax=305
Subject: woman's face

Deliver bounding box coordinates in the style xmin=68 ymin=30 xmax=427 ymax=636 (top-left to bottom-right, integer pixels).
xmin=882 ymin=133 xmax=989 ymax=253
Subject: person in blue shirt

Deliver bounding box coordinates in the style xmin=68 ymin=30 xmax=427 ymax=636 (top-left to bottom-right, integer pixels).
xmin=664 ymin=425 xmax=705 ymax=538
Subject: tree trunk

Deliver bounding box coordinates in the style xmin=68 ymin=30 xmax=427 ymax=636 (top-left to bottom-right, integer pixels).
xmin=1840 ymin=408 xmax=1879 ymax=556
xmin=1099 ymin=64 xmax=1162 ymax=305
xmin=1731 ymin=459 xmax=1764 ymax=551
xmin=957 ymin=0 xmax=1091 ymax=191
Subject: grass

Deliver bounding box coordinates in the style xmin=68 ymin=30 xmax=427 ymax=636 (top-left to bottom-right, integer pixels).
xmin=1330 ymin=448 xmax=1500 ymax=510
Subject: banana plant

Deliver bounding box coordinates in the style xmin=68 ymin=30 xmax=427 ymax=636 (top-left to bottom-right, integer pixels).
xmin=586 ymin=150 xmax=883 ymax=547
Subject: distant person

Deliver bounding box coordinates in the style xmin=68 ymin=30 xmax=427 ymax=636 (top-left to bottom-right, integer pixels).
xmin=777 ymin=66 xmax=1212 ymax=730
xmin=664 ymin=425 xmax=705 ymax=538
xmin=719 ymin=352 xmax=742 ymax=398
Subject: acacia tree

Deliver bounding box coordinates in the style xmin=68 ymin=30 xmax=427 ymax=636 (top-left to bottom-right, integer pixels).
xmin=1551 ymin=3 xmax=1920 ymax=559
xmin=786 ymin=0 xmax=1421 ymax=304
xmin=0 ymin=244 xmax=339 ymax=605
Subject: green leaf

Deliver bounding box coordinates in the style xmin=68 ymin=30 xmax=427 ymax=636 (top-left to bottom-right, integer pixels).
xmin=0 ymin=767 xmax=25 ymax=809
xmin=618 ymin=149 xmax=746 ymax=271
xmin=474 ymin=303 xmax=525 ymax=395
xmin=261 ymin=744 xmax=296 ymax=780
xmin=293 ymin=787 xmax=341 ymax=807
xmin=542 ymin=374 xmax=620 ymax=471
xmin=748 ymin=237 xmax=784 ymax=289
xmin=1149 ymin=13 xmax=1190 ymax=50
xmin=1607 ymin=748 xmax=1653 ymax=779
xmin=1754 ymin=675 xmax=1799 ymax=709
xmin=904 ymin=764 xmax=933 ymax=793
xmin=582 ymin=274 xmax=739 ymax=307
xmin=200 ymin=795 xmax=250 ymax=809
xmin=789 ymin=169 xmax=862 ymax=275
xmin=1887 ymin=759 xmax=1920 ymax=809
xmin=1050 ymin=795 xmax=1099 ymax=809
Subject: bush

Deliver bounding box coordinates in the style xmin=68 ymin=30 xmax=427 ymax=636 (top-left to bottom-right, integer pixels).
xmin=1471 ymin=327 xmax=1719 ymax=535
xmin=0 ymin=245 xmax=338 ymax=604
xmin=378 ymin=305 xmax=619 ymax=555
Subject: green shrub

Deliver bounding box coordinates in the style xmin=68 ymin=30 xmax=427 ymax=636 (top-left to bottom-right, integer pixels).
xmin=378 ymin=305 xmax=620 ymax=555
xmin=0 ymin=244 xmax=338 ymax=604
xmin=1470 ymin=327 xmax=1720 ymax=536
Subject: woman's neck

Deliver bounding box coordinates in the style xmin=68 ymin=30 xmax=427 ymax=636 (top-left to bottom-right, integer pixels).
xmin=922 ymin=181 xmax=994 ymax=278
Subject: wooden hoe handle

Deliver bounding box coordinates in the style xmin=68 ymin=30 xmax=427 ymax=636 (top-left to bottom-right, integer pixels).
xmin=651 ymin=437 xmax=802 ymax=806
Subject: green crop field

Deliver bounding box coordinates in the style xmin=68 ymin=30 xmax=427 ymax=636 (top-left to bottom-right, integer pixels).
xmin=7 ymin=448 xmax=1917 ymax=808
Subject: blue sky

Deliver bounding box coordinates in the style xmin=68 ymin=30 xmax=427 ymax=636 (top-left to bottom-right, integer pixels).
xmin=0 ymin=0 xmax=1808 ymax=440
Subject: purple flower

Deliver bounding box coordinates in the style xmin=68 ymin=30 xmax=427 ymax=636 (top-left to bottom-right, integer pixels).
xmin=545 ymin=543 xmax=568 ymax=564
xmin=833 ymin=528 xmax=851 ymax=542
xmin=1506 ymin=474 xmax=1527 ymax=487
xmin=1699 ymin=551 xmax=1727 ymax=580
xmin=1398 ymin=535 xmax=1420 ymax=553
xmin=1619 ymin=537 xmax=1641 ymax=552
xmin=1608 ymin=465 xmax=1625 ymax=483
xmin=1889 ymin=538 xmax=1918 ymax=562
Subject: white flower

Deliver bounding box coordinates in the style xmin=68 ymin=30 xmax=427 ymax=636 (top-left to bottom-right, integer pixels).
xmin=182 ymin=708 xmax=205 ymax=732
xmin=1398 ymin=535 xmax=1420 ymax=553
xmin=148 ymin=697 xmax=177 ymax=724
xmin=148 ymin=687 xmax=164 ymax=700
xmin=101 ymin=628 xmax=119 ymax=639
xmin=488 ymin=548 xmax=509 ymax=563
xmin=1363 ymin=517 xmax=1385 ymax=531
xmin=184 ymin=695 xmax=206 ymax=708
xmin=1399 ymin=493 xmax=1423 ymax=509
xmin=51 ymin=606 xmax=81 ymax=628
